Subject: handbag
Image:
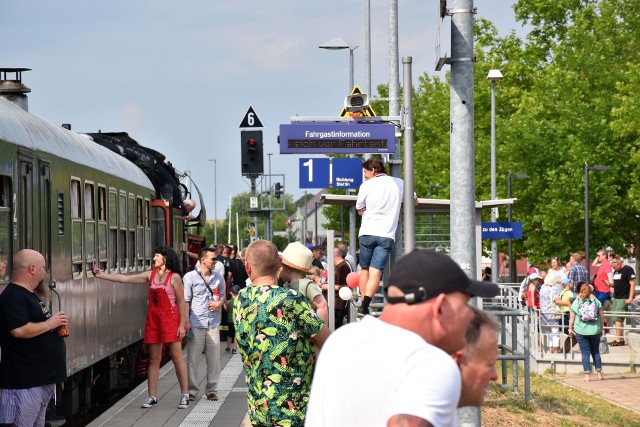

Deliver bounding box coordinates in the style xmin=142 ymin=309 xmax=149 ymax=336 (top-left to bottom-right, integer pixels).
xmin=599 ymin=335 xmax=610 ymax=355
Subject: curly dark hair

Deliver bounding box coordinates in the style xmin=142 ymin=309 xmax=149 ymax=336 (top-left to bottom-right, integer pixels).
xmin=154 ymin=245 xmax=182 ymax=276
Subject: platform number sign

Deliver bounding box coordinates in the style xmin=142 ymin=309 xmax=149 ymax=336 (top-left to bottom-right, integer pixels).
xmin=299 ymin=158 xmax=330 ymax=188
xmin=299 ymin=158 xmax=362 ymax=189
xmin=239 ymin=105 xmax=264 ymax=128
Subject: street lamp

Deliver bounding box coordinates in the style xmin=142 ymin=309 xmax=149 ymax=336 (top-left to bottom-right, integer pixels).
xmin=320 ymin=37 xmax=359 ymax=258
xmin=487 ymin=69 xmax=503 ymax=282
xmin=584 ymin=164 xmax=610 ymax=268
xmin=507 ymin=171 xmax=529 ymax=283
xmin=319 ymin=37 xmax=359 ymax=93
xmin=208 ymin=159 xmax=217 ymax=244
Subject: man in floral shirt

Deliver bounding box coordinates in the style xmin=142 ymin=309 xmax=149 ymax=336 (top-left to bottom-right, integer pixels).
xmin=234 ymin=240 xmax=330 ymax=427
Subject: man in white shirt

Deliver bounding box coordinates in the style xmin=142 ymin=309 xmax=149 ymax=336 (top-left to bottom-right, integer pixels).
xmin=305 ymin=249 xmax=499 ymax=427
xmin=354 ymin=158 xmax=402 ymax=316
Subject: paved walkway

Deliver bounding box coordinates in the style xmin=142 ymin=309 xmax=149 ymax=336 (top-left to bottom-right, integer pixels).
xmin=556 ymin=372 xmax=640 ymax=414
xmin=87 ymin=347 xmax=251 ymax=427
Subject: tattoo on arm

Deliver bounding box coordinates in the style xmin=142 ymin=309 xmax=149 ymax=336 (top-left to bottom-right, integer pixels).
xmin=387 ymin=414 xmax=434 ymax=427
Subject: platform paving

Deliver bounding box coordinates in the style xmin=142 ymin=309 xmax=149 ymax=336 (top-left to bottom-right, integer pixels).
xmin=87 ymin=347 xmax=251 ymax=427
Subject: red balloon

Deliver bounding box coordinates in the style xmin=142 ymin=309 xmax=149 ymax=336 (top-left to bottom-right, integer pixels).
xmin=346 ymin=272 xmax=360 ymax=289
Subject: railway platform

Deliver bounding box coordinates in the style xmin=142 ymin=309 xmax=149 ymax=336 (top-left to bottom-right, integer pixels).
xmin=87 ymin=347 xmax=250 ymax=427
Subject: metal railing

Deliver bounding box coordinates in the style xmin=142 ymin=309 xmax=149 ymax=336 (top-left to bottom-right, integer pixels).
xmin=482 ymin=284 xmax=531 ymax=403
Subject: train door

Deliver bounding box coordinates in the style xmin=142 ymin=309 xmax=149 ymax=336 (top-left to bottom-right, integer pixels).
xmin=38 ymin=159 xmax=52 ymax=272
xmin=17 ymin=153 xmax=35 ymax=251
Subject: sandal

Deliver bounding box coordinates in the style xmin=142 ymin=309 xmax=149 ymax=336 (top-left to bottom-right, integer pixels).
xmin=609 ymin=341 xmax=626 ymax=346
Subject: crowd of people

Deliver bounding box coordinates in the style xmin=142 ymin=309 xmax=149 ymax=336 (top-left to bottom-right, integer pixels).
xmin=0 ymin=159 xmax=506 ymax=427
xmin=519 ymin=249 xmax=638 ymax=381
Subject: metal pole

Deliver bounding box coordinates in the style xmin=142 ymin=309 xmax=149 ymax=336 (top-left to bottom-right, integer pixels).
xmin=490 ymin=79 xmax=498 ymax=283
xmin=327 ymin=230 xmax=336 ymax=331
xmin=507 ymin=172 xmax=513 ymax=283
xmin=349 ymin=48 xmax=354 ymax=92
xmin=449 ymin=0 xmax=479 ymax=425
xmin=365 ymin=0 xmax=372 ymax=97
xmin=302 ymin=191 xmax=307 ymax=244
xmin=584 ymin=164 xmax=589 ymax=269
xmin=389 ymin=0 xmax=402 ymax=267
xmin=315 ymin=202 xmax=319 ymax=245
xmin=402 ymin=56 xmax=415 ymax=253
xmin=214 ymin=160 xmax=218 ymax=244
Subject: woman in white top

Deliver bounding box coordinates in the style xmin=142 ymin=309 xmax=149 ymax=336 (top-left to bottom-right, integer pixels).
xmin=546 ymin=257 xmax=566 ymax=291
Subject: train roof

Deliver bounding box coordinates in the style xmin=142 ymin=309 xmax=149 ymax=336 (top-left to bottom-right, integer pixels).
xmin=0 ymin=97 xmax=153 ymax=189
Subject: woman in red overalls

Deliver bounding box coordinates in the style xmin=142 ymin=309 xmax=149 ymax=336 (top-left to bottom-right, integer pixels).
xmin=95 ymin=245 xmax=190 ymax=409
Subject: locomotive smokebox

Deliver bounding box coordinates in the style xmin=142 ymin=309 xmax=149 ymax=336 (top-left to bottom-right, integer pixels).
xmin=0 ymin=67 xmax=31 ymax=112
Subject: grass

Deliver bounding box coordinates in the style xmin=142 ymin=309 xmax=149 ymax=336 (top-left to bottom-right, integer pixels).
xmin=481 ymin=368 xmax=640 ymax=427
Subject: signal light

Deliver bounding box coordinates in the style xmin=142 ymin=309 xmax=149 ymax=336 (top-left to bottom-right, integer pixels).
xmin=274 ymin=182 xmax=283 ymax=199
xmin=241 ymin=131 xmax=263 ymax=175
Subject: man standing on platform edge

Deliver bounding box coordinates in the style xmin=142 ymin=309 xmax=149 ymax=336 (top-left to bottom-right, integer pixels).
xmin=0 ymin=249 xmax=68 ymax=427
xmin=356 ymin=158 xmax=416 ymax=316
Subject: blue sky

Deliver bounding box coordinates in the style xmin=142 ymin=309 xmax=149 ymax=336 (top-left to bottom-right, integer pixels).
xmin=1 ymin=1 xmax=527 ymax=226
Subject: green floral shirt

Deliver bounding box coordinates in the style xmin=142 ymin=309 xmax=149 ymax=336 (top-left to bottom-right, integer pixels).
xmin=233 ymin=284 xmax=323 ymax=427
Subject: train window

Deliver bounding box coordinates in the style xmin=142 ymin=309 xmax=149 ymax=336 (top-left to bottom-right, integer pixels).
xmin=151 ymin=205 xmax=166 ymax=251
xmin=71 ymin=178 xmax=83 ymax=278
xmin=84 ymin=182 xmax=94 ymax=220
xmin=108 ymin=189 xmax=117 ymax=271
xmin=0 ymin=175 xmax=13 ymax=281
xmin=128 ymin=195 xmax=134 ymax=270
xmin=144 ymin=199 xmax=151 ymax=269
xmin=97 ymin=186 xmax=107 ymax=271
xmin=119 ymin=192 xmax=127 ymax=272
xmin=70 ymin=179 xmax=80 ymax=219
xmin=98 ymin=186 xmax=106 ymax=221
xmin=136 ymin=197 xmax=144 ymax=270
xmin=84 ymin=182 xmax=96 ymax=276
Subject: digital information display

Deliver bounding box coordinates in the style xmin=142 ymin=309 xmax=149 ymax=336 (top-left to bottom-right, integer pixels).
xmin=279 ymin=122 xmax=396 ymax=154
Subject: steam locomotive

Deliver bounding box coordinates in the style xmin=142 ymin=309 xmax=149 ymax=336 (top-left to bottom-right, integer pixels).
xmin=0 ymin=68 xmax=205 ymax=420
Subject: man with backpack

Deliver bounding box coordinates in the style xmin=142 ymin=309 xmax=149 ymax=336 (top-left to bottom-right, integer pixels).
xmin=279 ymin=242 xmax=329 ymax=326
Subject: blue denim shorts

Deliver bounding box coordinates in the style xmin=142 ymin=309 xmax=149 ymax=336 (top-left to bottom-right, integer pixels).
xmin=359 ymin=235 xmax=394 ymax=271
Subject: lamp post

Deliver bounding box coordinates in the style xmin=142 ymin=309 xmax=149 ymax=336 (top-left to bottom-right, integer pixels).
xmin=507 ymin=171 xmax=529 ymax=283
xmin=487 ymin=69 xmax=503 ymax=282
xmin=584 ymin=164 xmax=610 ymax=268
xmin=319 ymin=37 xmax=359 ymax=93
xmin=320 ymin=37 xmax=359 ymax=258
xmin=208 ymin=158 xmax=217 ymax=244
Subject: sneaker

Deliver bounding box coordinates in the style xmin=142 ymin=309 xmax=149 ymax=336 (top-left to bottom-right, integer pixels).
xmin=232 ymin=349 xmax=237 ymax=354
xmin=207 ymin=392 xmax=219 ymax=401
xmin=141 ymin=396 xmax=157 ymax=408
xmin=357 ymin=306 xmax=369 ymax=318
xmin=225 ymin=347 xmax=230 ymax=352
xmin=178 ymin=394 xmax=190 ymax=409
xmin=189 ymin=394 xmax=197 ymax=401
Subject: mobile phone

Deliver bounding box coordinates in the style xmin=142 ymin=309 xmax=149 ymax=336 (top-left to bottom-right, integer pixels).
xmin=91 ymin=258 xmax=97 ymax=274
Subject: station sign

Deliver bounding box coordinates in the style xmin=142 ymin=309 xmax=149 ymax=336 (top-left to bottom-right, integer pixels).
xmin=299 ymin=157 xmax=363 ymax=189
xmin=280 ymin=122 xmax=396 ymax=154
xmin=481 ymin=222 xmax=523 ymax=240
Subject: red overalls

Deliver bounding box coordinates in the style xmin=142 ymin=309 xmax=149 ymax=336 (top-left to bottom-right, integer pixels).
xmin=144 ymin=270 xmax=180 ymax=343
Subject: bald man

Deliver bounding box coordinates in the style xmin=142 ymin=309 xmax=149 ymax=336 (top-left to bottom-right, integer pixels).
xmin=0 ymin=249 xmax=68 ymax=427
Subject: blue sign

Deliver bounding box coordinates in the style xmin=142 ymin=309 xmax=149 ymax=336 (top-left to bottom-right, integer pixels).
xmin=280 ymin=122 xmax=396 ymax=154
xmin=332 ymin=158 xmax=362 ymax=189
xmin=481 ymin=222 xmax=523 ymax=239
xmin=299 ymin=158 xmax=330 ymax=188
xmin=299 ymin=157 xmax=363 ymax=189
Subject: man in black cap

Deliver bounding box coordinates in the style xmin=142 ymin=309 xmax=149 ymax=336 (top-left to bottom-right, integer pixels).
xmin=305 ymin=249 xmax=499 ymax=427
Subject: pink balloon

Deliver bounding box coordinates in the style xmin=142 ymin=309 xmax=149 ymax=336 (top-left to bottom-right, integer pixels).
xmin=346 ymin=271 xmax=360 ymax=289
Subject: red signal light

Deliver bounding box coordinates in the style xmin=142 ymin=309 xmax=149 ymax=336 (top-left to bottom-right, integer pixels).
xmin=248 ymin=139 xmax=256 ymax=146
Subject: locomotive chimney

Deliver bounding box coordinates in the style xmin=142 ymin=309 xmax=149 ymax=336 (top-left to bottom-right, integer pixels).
xmin=0 ymin=67 xmax=31 ymax=112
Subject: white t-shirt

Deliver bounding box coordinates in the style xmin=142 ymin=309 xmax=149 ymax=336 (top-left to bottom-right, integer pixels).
xmin=305 ymin=316 xmax=461 ymax=427
xmin=355 ymin=174 xmax=402 ymax=239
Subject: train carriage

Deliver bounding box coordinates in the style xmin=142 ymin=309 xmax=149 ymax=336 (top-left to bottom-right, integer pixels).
xmin=0 ymin=68 xmax=205 ymax=420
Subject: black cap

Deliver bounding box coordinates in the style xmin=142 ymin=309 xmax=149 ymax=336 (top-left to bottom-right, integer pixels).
xmin=385 ymin=249 xmax=500 ymax=304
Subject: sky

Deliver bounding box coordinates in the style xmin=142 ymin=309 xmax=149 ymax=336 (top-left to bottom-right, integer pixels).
xmin=1 ymin=1 xmax=528 ymax=225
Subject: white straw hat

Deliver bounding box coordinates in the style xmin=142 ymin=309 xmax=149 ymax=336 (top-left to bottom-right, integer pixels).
xmin=281 ymin=242 xmax=314 ymax=273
